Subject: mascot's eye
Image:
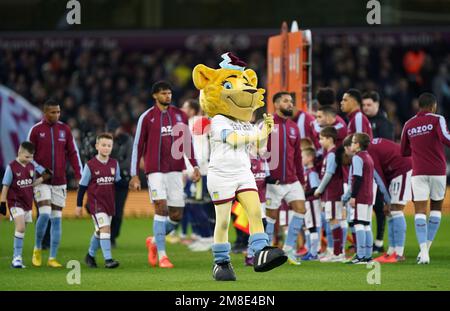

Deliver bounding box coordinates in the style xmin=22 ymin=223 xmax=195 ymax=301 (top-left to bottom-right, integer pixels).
xmin=223 ymin=81 xmax=233 ymax=90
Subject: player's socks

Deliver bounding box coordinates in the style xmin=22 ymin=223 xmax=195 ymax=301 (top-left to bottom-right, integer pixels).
xmin=354 ymin=224 xmax=366 ymax=259
xmin=414 ymin=213 xmax=428 ymax=252
xmin=88 ymin=233 xmax=100 ymax=257
xmin=35 ymin=210 xmax=50 ymax=249
xmin=212 ymin=242 xmax=231 ymax=264
xmin=14 ymin=232 xmax=25 ymax=258
xmin=387 ymin=216 xmax=394 ymax=255
xmin=349 ymin=222 xmax=356 ymax=247
xmin=285 ymin=212 xmax=304 ymax=249
xmin=154 ymin=215 xmax=167 ymax=253
xmin=310 ymin=231 xmax=319 ymax=257
xmin=365 ymin=225 xmax=373 ymax=259
xmin=427 ymin=211 xmax=441 ymax=247
xmin=340 ymin=220 xmax=348 ymax=253
xmin=165 ymin=217 xmax=179 ymax=235
xmin=325 ymin=221 xmax=333 ymax=250
xmin=99 ymin=232 xmax=112 ymax=260
xmin=305 ymin=230 xmax=311 ymax=251
xmin=49 ymin=212 xmax=62 ymax=259
xmin=392 ymin=211 xmax=406 ymax=257
xmin=265 ymin=217 xmax=276 ymax=245
xmin=331 ymin=223 xmax=342 ymax=255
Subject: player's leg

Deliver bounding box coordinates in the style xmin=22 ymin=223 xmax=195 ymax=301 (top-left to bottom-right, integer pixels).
xmin=11 ymin=208 xmax=26 ymax=268
xmin=264 ymin=184 xmax=283 ymax=245
xmin=347 ymin=204 xmax=369 ymax=264
xmin=32 ymin=184 xmax=52 ymax=266
xmin=426 ymin=175 xmax=446 ymax=255
xmin=97 ymin=215 xmax=119 ymax=268
xmin=372 ymin=191 xmax=385 ymax=253
xmin=411 ymin=175 xmax=430 ymax=264
xmin=390 ymin=204 xmax=406 ymax=260
xmin=283 ymin=182 xmax=306 ymax=264
xmin=364 ymin=207 xmax=374 ymax=261
xmin=146 ymin=173 xmax=170 ymax=266
xmin=302 ymin=200 xmax=319 ymax=260
xmin=85 ymin=216 xmax=100 ymax=268
xmin=46 ymin=185 xmax=67 ymax=267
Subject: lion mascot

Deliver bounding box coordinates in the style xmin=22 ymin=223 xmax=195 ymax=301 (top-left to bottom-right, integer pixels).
xmin=192 ymin=53 xmax=287 ymax=281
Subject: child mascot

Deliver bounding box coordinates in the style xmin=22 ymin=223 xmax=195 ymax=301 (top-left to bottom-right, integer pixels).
xmin=192 ymin=53 xmax=287 ymax=281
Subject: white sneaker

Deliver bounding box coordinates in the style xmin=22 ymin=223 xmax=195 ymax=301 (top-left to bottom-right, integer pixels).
xmin=189 ymin=238 xmax=213 ymax=252
xmin=285 ymin=249 xmax=301 ymax=265
xmin=417 ymin=250 xmax=430 ymax=265
xmin=320 ymin=253 xmax=334 ymax=262
xmin=11 ymin=256 xmax=26 ymax=268
xmin=330 ymin=253 xmax=346 ymax=262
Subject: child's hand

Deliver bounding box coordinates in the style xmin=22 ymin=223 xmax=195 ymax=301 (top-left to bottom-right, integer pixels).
xmin=42 ymin=168 xmax=53 ymax=181
xmin=313 ymin=190 xmax=320 ymax=197
xmin=75 ymin=206 xmax=82 ymax=218
xmin=0 ymin=202 xmax=6 ymax=216
xmin=349 ymin=198 xmax=356 ymax=208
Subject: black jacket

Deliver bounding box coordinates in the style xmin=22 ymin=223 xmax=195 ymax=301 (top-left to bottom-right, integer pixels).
xmin=368 ymin=111 xmax=394 ymax=140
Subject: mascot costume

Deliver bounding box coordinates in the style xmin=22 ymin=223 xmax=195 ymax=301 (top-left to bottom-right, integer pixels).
xmin=193 ymin=53 xmax=287 ymax=281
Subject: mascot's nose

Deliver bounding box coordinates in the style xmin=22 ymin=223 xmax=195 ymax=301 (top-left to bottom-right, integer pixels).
xmin=243 ymin=89 xmax=257 ymax=94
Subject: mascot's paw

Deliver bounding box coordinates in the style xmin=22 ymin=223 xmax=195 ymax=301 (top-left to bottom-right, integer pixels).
xmin=212 ymin=262 xmax=237 ymax=281
xmin=254 ymin=246 xmax=288 ymax=272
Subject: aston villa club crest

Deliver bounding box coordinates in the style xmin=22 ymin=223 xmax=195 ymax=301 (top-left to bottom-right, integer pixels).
xmin=175 ymin=114 xmax=182 ymax=122
xmin=30 ymin=170 xmax=34 ymax=178
xmin=213 ymin=192 xmax=219 ymax=200
xmin=59 ymin=131 xmax=66 ymax=139
xmin=111 ymin=167 xmax=115 ymax=175
xmin=290 ymin=127 xmax=295 ymax=136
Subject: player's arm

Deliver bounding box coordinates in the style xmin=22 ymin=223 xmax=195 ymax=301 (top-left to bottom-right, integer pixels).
xmin=437 ymin=116 xmax=450 ymax=147
xmin=66 ymin=129 xmax=83 ymax=181
xmin=114 ymin=162 xmax=122 ymax=183
xmin=75 ymin=165 xmax=91 ymax=217
xmin=349 ymin=155 xmax=364 ymax=207
xmin=400 ymin=125 xmax=411 ymax=156
xmin=130 ymin=113 xmax=148 ymax=190
xmin=314 ymin=153 xmax=336 ymax=197
xmin=305 ymin=171 xmax=320 ymax=197
xmin=373 ymin=169 xmax=391 ymax=204
xmin=0 ymin=165 xmax=13 ymax=215
xmin=294 ymin=130 xmax=305 ymax=185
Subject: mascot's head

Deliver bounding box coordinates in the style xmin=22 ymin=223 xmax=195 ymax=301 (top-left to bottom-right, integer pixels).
xmin=192 ymin=52 xmax=265 ymax=122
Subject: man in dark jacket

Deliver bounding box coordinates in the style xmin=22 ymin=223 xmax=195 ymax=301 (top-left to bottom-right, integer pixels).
xmin=362 ymin=91 xmax=395 ymax=254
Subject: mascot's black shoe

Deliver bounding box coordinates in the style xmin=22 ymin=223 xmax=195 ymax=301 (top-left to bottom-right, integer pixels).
xmin=212 ymin=262 xmax=236 ymax=281
xmin=254 ymin=246 xmax=288 ymax=272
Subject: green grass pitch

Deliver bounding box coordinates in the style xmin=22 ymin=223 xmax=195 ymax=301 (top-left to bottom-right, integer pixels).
xmin=1 ymin=216 xmax=450 ymax=291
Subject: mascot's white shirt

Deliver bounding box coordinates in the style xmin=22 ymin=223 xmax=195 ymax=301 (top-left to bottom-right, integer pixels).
xmin=209 ymin=114 xmax=257 ymax=177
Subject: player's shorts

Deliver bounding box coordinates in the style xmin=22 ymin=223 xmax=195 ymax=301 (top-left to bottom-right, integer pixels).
xmin=265 ymin=181 xmax=306 ymax=210
xmin=324 ymin=201 xmax=344 ymax=221
xmin=353 ymin=203 xmax=372 ymax=222
xmin=33 ymin=184 xmax=67 ymax=207
xmin=207 ymin=170 xmax=257 ymax=205
xmin=305 ymin=200 xmax=321 ymax=229
xmin=92 ymin=212 xmax=112 ymax=231
xmin=147 ymin=172 xmax=185 ymax=207
xmin=9 ymin=207 xmax=33 ymax=223
xmin=411 ymin=175 xmax=447 ymax=201
xmin=389 ymin=170 xmax=412 ymax=205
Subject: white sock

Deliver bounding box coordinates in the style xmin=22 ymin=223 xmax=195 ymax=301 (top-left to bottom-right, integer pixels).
xmin=395 ymin=246 xmax=404 ymax=257
xmin=158 ymin=250 xmax=167 ymax=260
xmin=387 ymin=246 xmax=395 ymax=255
